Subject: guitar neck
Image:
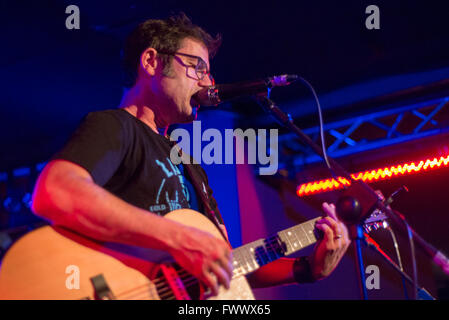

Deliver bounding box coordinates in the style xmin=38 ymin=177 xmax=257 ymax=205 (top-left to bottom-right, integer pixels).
xmin=231 ymin=217 xmax=321 ymax=278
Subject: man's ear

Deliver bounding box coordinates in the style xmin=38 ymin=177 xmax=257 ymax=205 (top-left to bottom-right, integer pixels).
xmin=140 ymin=47 xmax=158 ymax=76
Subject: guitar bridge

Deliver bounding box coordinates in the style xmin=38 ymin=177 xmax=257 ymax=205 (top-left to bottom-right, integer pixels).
xmin=90 ymin=274 xmax=115 ymax=300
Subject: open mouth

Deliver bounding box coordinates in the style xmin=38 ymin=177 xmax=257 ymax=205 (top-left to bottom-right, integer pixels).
xmin=190 ymin=94 xmax=200 ymax=108
xmin=189 ymin=95 xmax=200 ymax=120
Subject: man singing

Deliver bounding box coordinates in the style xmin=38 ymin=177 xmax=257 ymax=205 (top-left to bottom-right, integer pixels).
xmin=31 ymin=13 xmax=350 ymax=299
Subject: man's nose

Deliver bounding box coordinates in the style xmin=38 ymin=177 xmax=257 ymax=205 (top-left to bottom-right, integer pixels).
xmin=198 ymin=74 xmax=214 ymax=87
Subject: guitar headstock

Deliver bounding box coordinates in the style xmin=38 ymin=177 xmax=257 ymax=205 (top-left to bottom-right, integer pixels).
xmin=362 ymin=208 xmax=388 ymax=234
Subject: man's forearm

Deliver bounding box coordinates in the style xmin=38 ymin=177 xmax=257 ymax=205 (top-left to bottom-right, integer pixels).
xmin=246 ymin=258 xmax=296 ymax=288
xmin=246 ymin=256 xmax=318 ymax=288
xmin=31 ymin=160 xmax=184 ymax=252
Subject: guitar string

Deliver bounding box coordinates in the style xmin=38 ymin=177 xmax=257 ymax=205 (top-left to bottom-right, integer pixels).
xmin=123 ymin=275 xmax=200 ymax=300
xmin=114 ymin=265 xmax=247 ymax=300
xmin=115 ymin=229 xmax=286 ymax=295
xmin=112 ymin=279 xmax=173 ymax=300
xmin=116 ymin=275 xmax=200 ymax=300
xmin=117 ymin=282 xmax=174 ymax=300
xmin=113 ymin=236 xmax=299 ymax=300
xmin=114 ymin=270 xmax=197 ymax=300
xmin=113 ymin=255 xmax=245 ymax=300
xmin=116 ymin=262 xmax=250 ymax=300
xmin=111 ymin=240 xmax=267 ymax=300
xmin=117 ymin=260 xmax=216 ymax=290
xmin=120 ymin=221 xmax=319 ymax=299
xmin=119 ymin=278 xmax=199 ymax=300
xmin=114 ymin=258 xmax=255 ymax=300
xmin=114 ymin=276 xmax=188 ymax=300
xmin=105 ymin=241 xmax=290 ymax=300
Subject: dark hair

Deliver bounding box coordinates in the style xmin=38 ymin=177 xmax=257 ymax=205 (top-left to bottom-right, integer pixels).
xmin=122 ymin=13 xmax=221 ymax=88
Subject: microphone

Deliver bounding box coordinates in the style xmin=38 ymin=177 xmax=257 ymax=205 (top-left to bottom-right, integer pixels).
xmin=192 ymin=74 xmax=298 ymax=106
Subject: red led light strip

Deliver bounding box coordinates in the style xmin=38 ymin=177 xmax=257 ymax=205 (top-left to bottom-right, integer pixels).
xmin=297 ymin=155 xmax=449 ymax=197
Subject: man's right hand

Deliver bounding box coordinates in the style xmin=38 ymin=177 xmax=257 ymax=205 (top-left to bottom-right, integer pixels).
xmin=168 ymin=225 xmax=233 ymax=297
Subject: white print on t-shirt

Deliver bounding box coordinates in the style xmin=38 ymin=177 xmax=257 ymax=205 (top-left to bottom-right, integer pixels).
xmin=149 ymin=158 xmax=190 ymax=214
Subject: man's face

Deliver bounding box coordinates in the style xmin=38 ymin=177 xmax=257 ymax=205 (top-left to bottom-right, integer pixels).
xmin=152 ymin=37 xmax=213 ymax=125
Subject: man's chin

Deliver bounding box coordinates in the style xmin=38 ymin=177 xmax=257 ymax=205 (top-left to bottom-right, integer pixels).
xmin=176 ymin=105 xmax=198 ymax=124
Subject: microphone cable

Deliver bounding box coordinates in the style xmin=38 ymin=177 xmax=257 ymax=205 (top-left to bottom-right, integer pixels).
xmin=405 ymin=219 xmax=419 ymax=300
xmin=385 ymin=187 xmax=419 ymax=300
xmin=385 ymin=225 xmax=409 ymax=299
xmin=296 ymin=76 xmax=339 ymax=180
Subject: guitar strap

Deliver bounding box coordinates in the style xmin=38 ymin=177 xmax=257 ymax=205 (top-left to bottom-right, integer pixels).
xmin=169 ymin=141 xmax=230 ymax=245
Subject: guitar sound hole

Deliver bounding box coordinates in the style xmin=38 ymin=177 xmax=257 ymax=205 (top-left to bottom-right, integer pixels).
xmin=154 ymin=265 xmax=201 ymax=300
xmin=174 ymin=264 xmax=202 ymax=300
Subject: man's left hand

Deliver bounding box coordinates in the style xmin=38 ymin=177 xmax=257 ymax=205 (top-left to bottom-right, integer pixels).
xmin=309 ymin=202 xmax=351 ymax=280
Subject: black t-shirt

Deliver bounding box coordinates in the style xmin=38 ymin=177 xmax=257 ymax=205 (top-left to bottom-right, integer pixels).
xmin=52 ymin=109 xmax=223 ymax=224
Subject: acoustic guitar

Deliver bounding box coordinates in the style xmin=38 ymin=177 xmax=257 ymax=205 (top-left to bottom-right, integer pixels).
xmin=0 ymin=208 xmax=385 ymax=300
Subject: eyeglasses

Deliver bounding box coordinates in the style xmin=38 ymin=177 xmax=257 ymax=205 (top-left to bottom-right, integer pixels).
xmin=158 ymin=51 xmax=214 ymax=84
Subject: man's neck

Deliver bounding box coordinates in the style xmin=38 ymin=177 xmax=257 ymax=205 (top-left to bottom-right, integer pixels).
xmin=118 ymin=84 xmax=166 ymax=135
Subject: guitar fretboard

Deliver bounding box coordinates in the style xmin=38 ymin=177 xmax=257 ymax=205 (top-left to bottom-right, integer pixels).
xmin=231 ymin=217 xmax=321 ymax=278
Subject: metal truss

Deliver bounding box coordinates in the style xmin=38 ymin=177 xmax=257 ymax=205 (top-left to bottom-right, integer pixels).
xmin=278 ymin=95 xmax=449 ymax=170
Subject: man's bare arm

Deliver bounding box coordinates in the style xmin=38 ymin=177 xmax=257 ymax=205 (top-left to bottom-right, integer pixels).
xmin=32 ymin=159 xmax=233 ymax=296
xmin=246 ymin=258 xmax=296 ymax=288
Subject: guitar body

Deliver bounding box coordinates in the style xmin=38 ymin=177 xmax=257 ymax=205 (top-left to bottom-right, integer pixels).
xmin=0 ymin=209 xmax=254 ymax=300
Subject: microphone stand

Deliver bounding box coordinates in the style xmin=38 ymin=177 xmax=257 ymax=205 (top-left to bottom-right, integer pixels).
xmin=254 ymin=95 xmax=448 ymax=299
xmin=364 ymin=233 xmax=435 ymax=300
xmin=350 ymin=224 xmax=369 ymax=299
